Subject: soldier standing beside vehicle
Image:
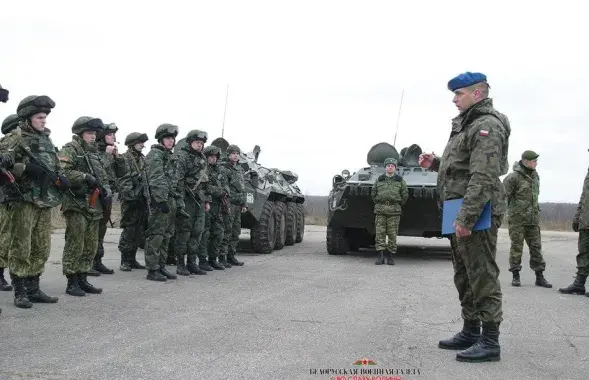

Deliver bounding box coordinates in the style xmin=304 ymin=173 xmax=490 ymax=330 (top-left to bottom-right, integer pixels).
xmin=117 ymin=132 xmax=149 ymax=272
xmin=58 ymin=117 xmax=112 ymax=297
xmin=370 ymin=158 xmax=408 ymax=266
xmin=220 ymin=145 xmax=245 ymax=267
xmin=173 ymin=130 xmax=210 ymax=275
xmin=418 ymin=72 xmax=510 ymax=362
xmin=503 ymin=150 xmax=552 ymax=288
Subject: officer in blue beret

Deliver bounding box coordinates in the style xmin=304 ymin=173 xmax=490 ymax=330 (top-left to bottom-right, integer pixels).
xmin=418 ymin=72 xmax=512 ymax=363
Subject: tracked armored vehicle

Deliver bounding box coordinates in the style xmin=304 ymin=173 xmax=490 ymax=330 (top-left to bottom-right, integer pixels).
xmin=326 ymin=142 xmax=441 ymax=255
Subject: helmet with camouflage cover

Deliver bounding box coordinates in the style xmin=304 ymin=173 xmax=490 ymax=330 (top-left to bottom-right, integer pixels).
xmin=226 ymin=144 xmax=240 ymax=155
xmin=97 ymin=122 xmax=118 ymax=141
xmin=125 ymin=132 xmax=149 ymax=146
xmin=72 ymin=116 xmax=105 ymax=135
xmin=186 ymin=129 xmax=208 ymax=144
xmin=155 ymin=123 xmax=179 ymax=141
xmin=203 ymin=145 xmax=221 ymax=158
xmin=17 ymin=95 xmax=56 ymax=120
xmin=384 ymin=158 xmax=397 ymax=167
xmin=1 ymin=114 xmax=19 ymax=135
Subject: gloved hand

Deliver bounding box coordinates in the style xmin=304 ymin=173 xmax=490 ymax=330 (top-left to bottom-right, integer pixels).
xmin=157 ymin=202 xmax=169 ymax=214
xmin=85 ymin=174 xmax=98 ymax=188
xmin=0 ymin=155 xmax=13 ymax=169
xmin=24 ymin=162 xmax=45 ymax=180
xmin=56 ymin=175 xmax=71 ymax=191
xmin=573 ymin=221 xmax=579 ymax=232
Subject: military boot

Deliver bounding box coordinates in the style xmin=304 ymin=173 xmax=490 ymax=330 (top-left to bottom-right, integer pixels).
xmin=186 ymin=255 xmax=207 ymax=275
xmin=385 ymin=250 xmax=395 ymax=265
xmin=176 ymin=255 xmax=191 ymax=276
xmin=87 ymin=267 xmax=101 ymax=276
xmin=166 ymin=254 xmax=176 ymax=266
xmin=147 ymin=269 xmax=167 ymax=282
xmin=129 ymin=252 xmax=146 ymax=269
xmin=198 ymin=258 xmax=214 ymax=271
xmin=26 ymin=275 xmax=58 ymax=303
xmin=78 ymin=273 xmax=103 ymax=294
xmin=220 ymin=255 xmax=232 ymax=268
xmin=511 ymin=270 xmax=521 ymax=287
xmin=120 ymin=252 xmax=132 ymax=272
xmin=535 ymin=271 xmax=552 ymax=288
xmin=439 ymin=319 xmax=481 ymax=350
xmin=375 ymin=251 xmax=385 ymax=265
xmin=227 ymin=253 xmax=244 ymax=266
xmin=456 ymin=322 xmax=501 ymax=362
xmin=93 ymin=255 xmax=114 ymax=275
xmin=0 ymin=267 xmax=13 ymax=291
xmin=209 ymin=257 xmax=225 ymax=270
xmin=558 ymin=274 xmax=587 ymax=295
xmin=65 ymin=274 xmax=86 ymax=297
xmin=12 ymin=275 xmax=32 ymax=308
xmin=159 ymin=265 xmax=177 ymax=280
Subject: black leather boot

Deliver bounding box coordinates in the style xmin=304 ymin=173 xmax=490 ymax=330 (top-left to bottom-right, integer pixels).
xmin=209 ymin=257 xmax=225 ymax=270
xmin=12 ymin=275 xmax=33 ymax=308
xmin=511 ymin=270 xmax=520 ymax=287
xmin=147 ymin=269 xmax=167 ymax=282
xmin=439 ymin=319 xmax=481 ymax=350
xmin=375 ymin=251 xmax=385 ymax=265
xmin=93 ymin=255 xmax=114 ymax=275
xmin=119 ymin=252 xmax=132 ymax=271
xmin=456 ymin=322 xmax=501 ymax=362
xmin=65 ymin=274 xmax=86 ymax=297
xmin=87 ymin=267 xmax=101 ymax=276
xmin=26 ymin=275 xmax=58 ymax=303
xmin=535 ymin=271 xmax=552 ymax=288
xmin=78 ymin=273 xmax=103 ymax=294
xmin=385 ymin=250 xmax=395 ymax=265
xmin=0 ymin=267 xmax=13 ymax=291
xmin=558 ymin=274 xmax=587 ymax=295
xmin=186 ymin=255 xmax=207 ymax=275
xmin=166 ymin=254 xmax=176 ymax=266
xmin=176 ymin=256 xmax=191 ymax=276
xmin=220 ymin=255 xmax=232 ymax=268
xmin=159 ymin=265 xmax=177 ymax=280
xmin=227 ymin=254 xmax=244 ymax=266
xmin=129 ymin=252 xmax=146 ymax=269
xmin=198 ymin=258 xmax=214 ymax=271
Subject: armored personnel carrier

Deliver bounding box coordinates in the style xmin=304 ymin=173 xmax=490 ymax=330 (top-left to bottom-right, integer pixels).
xmin=326 ymin=142 xmax=441 ymax=255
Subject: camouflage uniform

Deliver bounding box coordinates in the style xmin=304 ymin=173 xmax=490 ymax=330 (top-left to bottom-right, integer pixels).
xmin=219 ymin=145 xmax=246 ymax=266
xmin=58 ymin=117 xmax=113 ymax=297
xmin=559 ymin=162 xmax=589 ymax=296
xmin=430 ymin=73 xmax=511 ymax=362
xmin=173 ymin=130 xmax=210 ymax=275
xmin=197 ymin=145 xmax=231 ymax=269
xmin=117 ymin=132 xmax=150 ymax=272
xmin=370 ymin=158 xmax=408 ymax=265
xmin=144 ymin=124 xmax=182 ymax=282
xmin=2 ymin=95 xmax=65 ymax=308
xmin=503 ymin=153 xmax=551 ymax=288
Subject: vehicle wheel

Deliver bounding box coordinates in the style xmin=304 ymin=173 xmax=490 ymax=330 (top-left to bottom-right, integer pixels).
xmin=250 ymin=200 xmax=276 ymax=254
xmin=326 ymin=226 xmax=349 ymax=255
xmin=285 ymin=202 xmax=297 ymax=246
xmin=274 ymin=201 xmax=287 ymax=250
xmin=295 ymin=203 xmax=305 ymax=243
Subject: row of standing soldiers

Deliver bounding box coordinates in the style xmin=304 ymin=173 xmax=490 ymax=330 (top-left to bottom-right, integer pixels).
xmin=0 ymin=94 xmax=246 ymax=314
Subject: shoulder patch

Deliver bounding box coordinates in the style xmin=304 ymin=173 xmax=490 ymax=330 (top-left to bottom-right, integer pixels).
xmin=58 ymin=156 xmax=69 ymax=162
xmin=479 ymin=129 xmax=489 ymax=137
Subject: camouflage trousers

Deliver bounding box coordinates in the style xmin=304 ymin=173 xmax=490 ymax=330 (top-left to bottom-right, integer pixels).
xmin=96 ymin=201 xmax=113 ymax=260
xmin=145 ymin=198 xmax=176 ymax=271
xmin=508 ymin=224 xmax=546 ymax=272
xmin=575 ymin=229 xmax=589 ymax=276
xmin=174 ymin=198 xmax=205 ymax=261
xmin=118 ymin=200 xmax=148 ymax=258
xmin=0 ymin=203 xmax=13 ymax=268
xmin=8 ymin=202 xmax=52 ymax=278
xmin=197 ymin=202 xmax=225 ymax=259
xmin=449 ymin=216 xmax=503 ymax=323
xmin=220 ymin=204 xmax=241 ymax=255
xmin=62 ymin=211 xmax=100 ymax=275
xmin=374 ymin=214 xmax=400 ymax=252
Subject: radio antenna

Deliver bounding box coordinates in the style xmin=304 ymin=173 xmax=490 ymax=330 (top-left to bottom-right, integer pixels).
xmin=393 ymin=89 xmax=404 ymax=147
xmin=221 ymin=84 xmax=229 ymax=138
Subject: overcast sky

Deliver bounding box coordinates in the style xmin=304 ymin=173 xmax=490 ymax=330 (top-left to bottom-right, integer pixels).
xmin=1 ymin=1 xmax=587 ymax=202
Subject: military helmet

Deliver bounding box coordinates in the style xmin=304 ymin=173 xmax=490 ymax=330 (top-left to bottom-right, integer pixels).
xmin=72 ymin=116 xmax=105 ymax=135
xmin=203 ymin=145 xmax=221 ymax=158
xmin=186 ymin=129 xmax=208 ymax=144
xmin=155 ymin=123 xmax=179 ymax=141
xmin=97 ymin=122 xmax=118 ymax=141
xmin=17 ymin=95 xmax=56 ymax=120
xmin=1 ymin=114 xmax=20 ymax=135
xmin=125 ymin=132 xmax=149 ymax=146
xmin=226 ymin=144 xmax=240 ymax=155
xmin=384 ymin=158 xmax=398 ymax=167
xmin=0 ymin=84 xmax=8 ymax=103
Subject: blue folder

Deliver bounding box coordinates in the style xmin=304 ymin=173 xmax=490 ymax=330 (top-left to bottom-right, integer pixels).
xmin=442 ymin=198 xmax=492 ymax=235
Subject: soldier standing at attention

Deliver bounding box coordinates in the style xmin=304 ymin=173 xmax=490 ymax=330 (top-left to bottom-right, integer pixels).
xmin=144 ymin=124 xmax=182 ymax=282
xmin=419 ymin=72 xmax=510 ymax=362
xmin=59 ymin=117 xmax=112 ymax=296
xmin=221 ymin=145 xmax=245 ymax=267
xmin=117 ymin=132 xmax=149 ymax=272
xmin=370 ymin=158 xmax=408 ymax=265
xmin=559 ymin=156 xmax=589 ymax=296
xmin=503 ymin=150 xmax=552 ymax=288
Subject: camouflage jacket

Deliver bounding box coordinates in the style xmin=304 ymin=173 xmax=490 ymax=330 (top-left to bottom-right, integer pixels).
xmin=224 ymin=161 xmax=247 ymax=206
xmin=503 ymin=161 xmax=540 ymax=226
xmin=58 ymin=135 xmax=112 ymax=220
xmin=204 ymin=162 xmax=230 ymax=203
xmin=371 ymin=173 xmax=409 ymax=216
xmin=97 ymin=141 xmax=126 ymax=194
xmin=431 ymin=98 xmax=511 ymax=229
xmin=174 ymin=146 xmax=211 ymax=204
xmin=0 ymin=121 xmax=63 ymax=208
xmin=146 ymin=144 xmax=181 ymax=205
xmin=574 ymin=168 xmax=589 ymax=230
xmin=118 ymin=149 xmax=147 ymax=203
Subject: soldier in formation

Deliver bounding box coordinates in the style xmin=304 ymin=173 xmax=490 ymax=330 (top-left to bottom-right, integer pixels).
xmin=370 ymin=157 xmax=408 ymax=265
xmin=219 ymin=145 xmax=245 ymax=267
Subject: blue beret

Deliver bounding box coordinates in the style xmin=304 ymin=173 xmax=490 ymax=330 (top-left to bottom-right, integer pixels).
xmin=447 ymin=72 xmax=487 ymax=91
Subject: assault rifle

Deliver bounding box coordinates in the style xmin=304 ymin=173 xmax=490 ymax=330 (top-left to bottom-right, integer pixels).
xmin=84 ymin=154 xmax=114 ymax=227
xmin=0 ymin=167 xmax=24 ymax=199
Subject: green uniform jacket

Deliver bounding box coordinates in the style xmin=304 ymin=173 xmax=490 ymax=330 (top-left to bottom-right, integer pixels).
xmin=0 ymin=121 xmax=63 ymax=208
xmin=118 ymin=149 xmax=146 ymax=202
xmin=224 ymin=161 xmax=246 ymax=206
xmin=503 ymin=161 xmax=540 ymax=226
xmin=97 ymin=142 xmax=126 ymax=194
xmin=574 ymin=168 xmax=589 ymax=230
xmin=431 ymin=98 xmax=511 ymax=229
xmin=174 ymin=146 xmax=211 ymax=204
xmin=58 ymin=135 xmax=112 ymax=220
xmin=205 ymin=162 xmax=230 ymax=203
xmin=146 ymin=144 xmax=182 ymax=205
xmin=371 ymin=173 xmax=409 ymax=216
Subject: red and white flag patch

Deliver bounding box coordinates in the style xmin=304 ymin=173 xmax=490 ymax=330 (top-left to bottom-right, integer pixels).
xmin=479 ymin=129 xmax=489 ymax=136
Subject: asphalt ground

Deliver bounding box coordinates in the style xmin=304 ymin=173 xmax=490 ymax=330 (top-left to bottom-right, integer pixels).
xmin=1 ymin=226 xmax=588 ymax=380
